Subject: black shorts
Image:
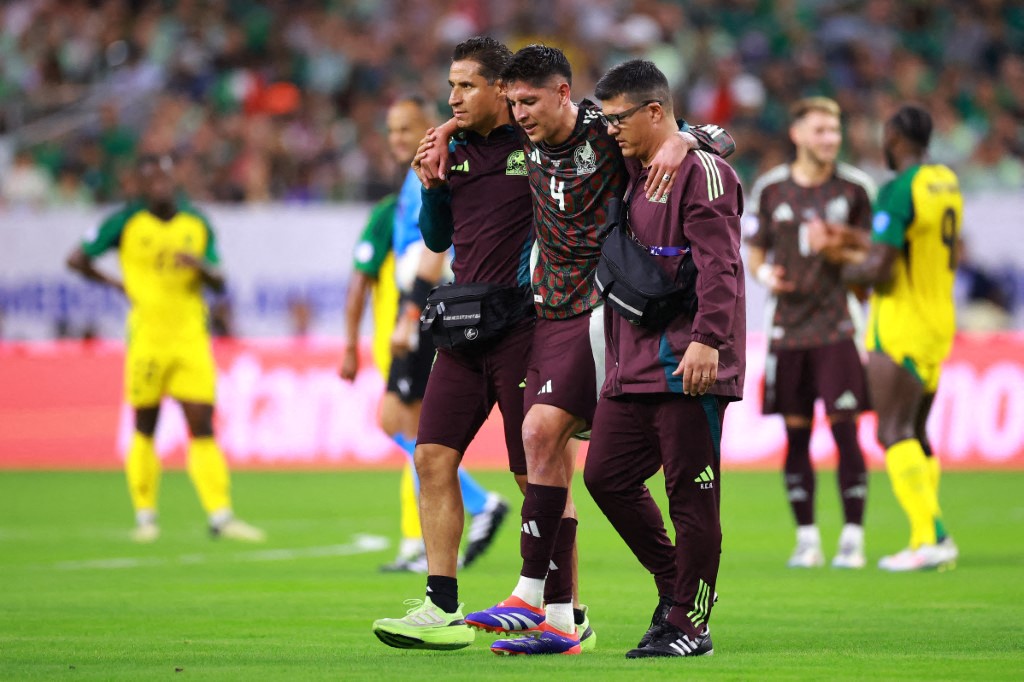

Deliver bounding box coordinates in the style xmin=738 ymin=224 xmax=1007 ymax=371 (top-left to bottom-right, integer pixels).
xmin=387 ymin=325 xmax=436 ymax=404
xmin=763 ymin=339 xmax=870 ymax=418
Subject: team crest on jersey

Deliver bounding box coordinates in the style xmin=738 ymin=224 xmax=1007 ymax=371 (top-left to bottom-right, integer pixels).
xmin=574 ymin=140 xmax=597 ymax=176
xmin=825 ymin=196 xmax=850 ymax=224
xmin=773 ymin=202 xmax=795 ymax=223
xmin=506 ymin=150 xmax=527 ymax=176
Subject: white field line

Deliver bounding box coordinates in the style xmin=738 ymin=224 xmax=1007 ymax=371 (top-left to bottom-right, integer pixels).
xmin=53 ymin=534 xmax=390 ymax=571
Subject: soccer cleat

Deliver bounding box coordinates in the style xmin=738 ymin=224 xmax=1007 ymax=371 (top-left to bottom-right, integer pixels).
xmin=132 ymin=522 xmax=160 ymax=543
xmin=463 ymin=494 xmax=510 ymax=568
xmin=577 ymin=604 xmax=596 ymax=652
xmin=626 ymin=623 xmax=713 ymax=659
xmin=832 ymin=541 xmax=866 ymax=569
xmin=373 ymin=597 xmax=476 ymax=650
xmin=638 ymin=595 xmax=675 ymax=648
xmin=879 ymin=539 xmax=957 ymax=572
xmin=832 ymin=523 xmax=866 ymax=569
xmin=210 ymin=517 xmax=266 ymax=542
xmin=380 ymin=549 xmax=428 ymax=574
xmin=491 ymin=622 xmax=581 ymax=656
xmin=787 ymin=540 xmax=825 ymax=568
xmin=465 ymin=596 xmax=545 ymax=634
xmin=637 ymin=593 xmax=719 ymax=648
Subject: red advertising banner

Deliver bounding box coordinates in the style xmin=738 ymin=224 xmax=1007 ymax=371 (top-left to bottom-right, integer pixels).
xmin=1 ymin=334 xmax=1023 ymax=470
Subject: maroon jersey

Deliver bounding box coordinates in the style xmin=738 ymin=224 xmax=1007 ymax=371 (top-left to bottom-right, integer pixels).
xmin=747 ymin=163 xmax=875 ymax=351
xmin=603 ymin=152 xmax=746 ymax=399
xmin=435 ymin=124 xmax=533 ymax=286
xmin=524 ymin=100 xmax=627 ymax=320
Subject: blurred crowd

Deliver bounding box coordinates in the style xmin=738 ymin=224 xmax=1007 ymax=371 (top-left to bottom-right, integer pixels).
xmin=1 ymin=0 xmax=1023 ymax=209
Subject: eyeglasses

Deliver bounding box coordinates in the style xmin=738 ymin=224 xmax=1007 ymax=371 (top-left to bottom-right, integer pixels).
xmin=599 ymin=100 xmax=662 ymax=127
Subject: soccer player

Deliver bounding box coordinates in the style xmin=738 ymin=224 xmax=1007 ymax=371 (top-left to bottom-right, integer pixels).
xmin=371 ymin=96 xmax=508 ymax=572
xmin=66 ymin=153 xmax=264 ymax=543
xmin=414 ymin=45 xmax=734 ymax=656
xmin=746 ymin=97 xmax=875 ymax=569
xmin=585 ymin=58 xmax=744 ymax=658
xmin=373 ymin=36 xmax=546 ymax=652
xmin=838 ymin=104 xmax=961 ymax=571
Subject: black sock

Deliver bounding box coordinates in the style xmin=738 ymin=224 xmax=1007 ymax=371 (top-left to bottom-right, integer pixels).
xmin=426 ymin=575 xmax=459 ymax=614
xmin=573 ymin=608 xmax=585 ymax=626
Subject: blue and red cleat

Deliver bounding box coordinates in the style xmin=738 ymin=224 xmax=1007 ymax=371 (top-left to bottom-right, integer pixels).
xmin=465 ymin=596 xmax=545 ymax=635
xmin=491 ymin=622 xmax=581 ymax=656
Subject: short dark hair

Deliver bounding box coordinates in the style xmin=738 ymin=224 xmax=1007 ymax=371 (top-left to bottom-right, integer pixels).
xmin=500 ymin=44 xmax=572 ymax=88
xmin=594 ymin=59 xmax=671 ymax=110
xmin=391 ymin=93 xmax=436 ymax=121
xmin=889 ymin=104 xmax=933 ymax=150
xmin=452 ymin=36 xmax=512 ymax=85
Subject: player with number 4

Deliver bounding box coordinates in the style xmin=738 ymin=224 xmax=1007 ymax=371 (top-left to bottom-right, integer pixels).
xmin=418 ymin=44 xmax=735 ymax=655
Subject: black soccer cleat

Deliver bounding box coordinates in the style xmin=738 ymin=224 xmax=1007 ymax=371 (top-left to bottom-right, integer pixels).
xmin=626 ymin=623 xmax=713 ymax=659
xmin=637 ymin=595 xmax=675 ymax=648
xmin=463 ymin=495 xmax=509 ymax=568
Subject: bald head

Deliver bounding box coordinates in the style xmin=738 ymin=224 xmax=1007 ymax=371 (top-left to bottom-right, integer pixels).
xmin=387 ymin=97 xmax=435 ymax=166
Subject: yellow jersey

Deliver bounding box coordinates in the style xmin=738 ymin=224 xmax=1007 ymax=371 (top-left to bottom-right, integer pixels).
xmin=82 ymin=200 xmax=219 ymax=343
xmin=867 ymin=164 xmax=962 ymax=366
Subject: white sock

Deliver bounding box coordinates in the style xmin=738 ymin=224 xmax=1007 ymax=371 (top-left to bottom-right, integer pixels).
xmin=839 ymin=523 xmax=864 ymax=547
xmin=545 ymin=602 xmax=575 ymax=635
xmin=796 ymin=524 xmax=821 ymax=546
xmin=136 ymin=509 xmax=157 ymax=526
xmin=511 ymin=576 xmax=545 ymax=608
xmin=209 ymin=508 xmax=233 ymax=529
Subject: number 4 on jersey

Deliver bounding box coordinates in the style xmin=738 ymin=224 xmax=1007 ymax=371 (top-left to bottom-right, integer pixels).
xmin=549 ymin=177 xmax=566 ymax=211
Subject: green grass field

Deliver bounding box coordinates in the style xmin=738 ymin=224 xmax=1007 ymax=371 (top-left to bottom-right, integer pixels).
xmin=1 ymin=469 xmax=1022 ymax=680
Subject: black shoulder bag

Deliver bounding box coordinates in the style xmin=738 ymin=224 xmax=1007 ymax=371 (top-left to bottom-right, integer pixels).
xmin=593 ymin=194 xmax=698 ymax=328
xmin=420 ymin=282 xmax=533 ymax=350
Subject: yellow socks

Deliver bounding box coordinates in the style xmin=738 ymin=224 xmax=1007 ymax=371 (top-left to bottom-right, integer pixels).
xmin=187 ymin=436 xmax=231 ymax=516
xmin=126 ymin=433 xmax=160 ymax=517
xmin=399 ymin=462 xmax=422 ymax=543
xmin=886 ymin=439 xmax=941 ymax=548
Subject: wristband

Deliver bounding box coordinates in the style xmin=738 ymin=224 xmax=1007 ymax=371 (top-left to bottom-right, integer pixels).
xmin=408 ymin=276 xmax=434 ymax=309
xmin=756 ymin=263 xmax=776 ymax=288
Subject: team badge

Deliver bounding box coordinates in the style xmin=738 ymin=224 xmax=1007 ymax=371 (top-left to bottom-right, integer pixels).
xmin=464 ymin=327 xmax=479 ymax=341
xmin=773 ymin=202 xmax=795 ymax=223
xmin=506 ymin=150 xmax=527 ymax=176
xmin=574 ymin=141 xmax=597 ymax=176
xmin=826 ymin=196 xmax=850 ymax=224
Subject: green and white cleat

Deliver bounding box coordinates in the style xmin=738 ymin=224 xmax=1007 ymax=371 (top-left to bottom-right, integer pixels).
xmin=577 ymin=604 xmax=596 ymax=652
xmin=373 ymin=597 xmax=476 ymax=651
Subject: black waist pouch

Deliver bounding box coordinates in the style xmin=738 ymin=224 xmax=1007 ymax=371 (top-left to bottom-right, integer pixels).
xmin=594 ymin=198 xmax=698 ymax=328
xmin=421 ymin=282 xmax=532 ymax=350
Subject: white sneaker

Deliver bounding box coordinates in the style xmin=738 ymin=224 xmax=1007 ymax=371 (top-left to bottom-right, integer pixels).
xmin=132 ymin=522 xmax=160 ymax=543
xmin=788 ymin=542 xmax=825 ymax=568
xmin=212 ymin=518 xmax=266 ymax=542
xmin=878 ymin=542 xmax=956 ymax=572
xmin=832 ymin=524 xmax=866 ymax=569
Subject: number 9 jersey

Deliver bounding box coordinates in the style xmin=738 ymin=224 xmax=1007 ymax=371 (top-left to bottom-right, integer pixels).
xmin=867 ymin=163 xmax=963 ymax=387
